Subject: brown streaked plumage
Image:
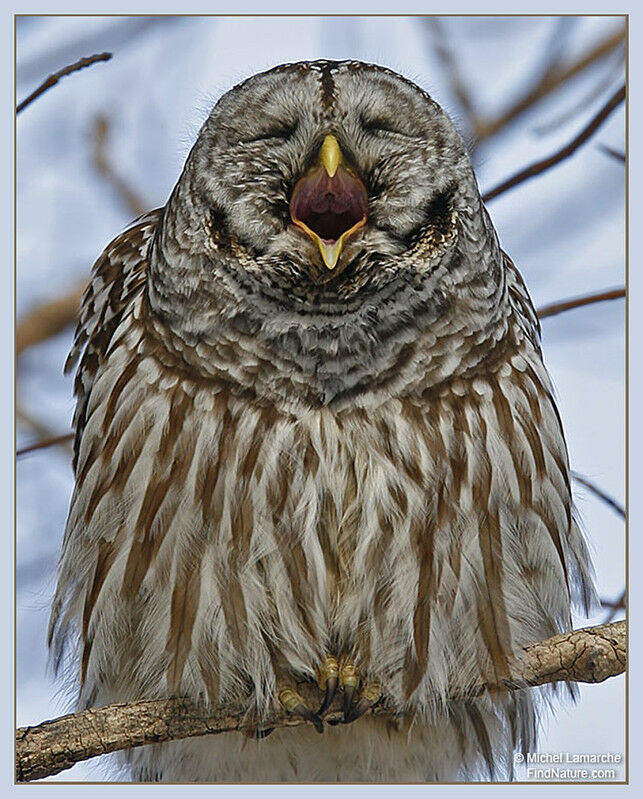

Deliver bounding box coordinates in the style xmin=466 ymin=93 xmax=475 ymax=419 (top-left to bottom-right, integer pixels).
xmin=49 ymin=61 xmax=595 ymax=783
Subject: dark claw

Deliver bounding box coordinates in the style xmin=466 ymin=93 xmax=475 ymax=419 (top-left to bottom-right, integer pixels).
xmin=278 ymin=687 xmax=324 ymax=734
xmin=317 ymin=676 xmax=338 ymax=716
xmin=294 ymin=703 xmax=324 ymax=734
xmin=344 ymin=683 xmax=382 ymax=724
xmin=344 ymin=698 xmax=372 ymax=724
xmin=254 ymin=727 xmax=275 ymax=739
xmin=342 ymin=683 xmax=356 ymax=721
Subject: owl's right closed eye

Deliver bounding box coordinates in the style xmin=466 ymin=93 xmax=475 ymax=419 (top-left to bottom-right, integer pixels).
xmin=50 ymin=60 xmax=594 ymax=782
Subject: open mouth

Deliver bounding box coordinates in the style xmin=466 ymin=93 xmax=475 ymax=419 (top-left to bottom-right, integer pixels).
xmin=290 ymin=135 xmax=368 ymax=270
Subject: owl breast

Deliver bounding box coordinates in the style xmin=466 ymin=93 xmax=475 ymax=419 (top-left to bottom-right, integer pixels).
xmin=56 ymin=263 xmax=579 ymax=722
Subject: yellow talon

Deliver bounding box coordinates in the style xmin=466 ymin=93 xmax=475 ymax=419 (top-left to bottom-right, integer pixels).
xmin=278 ymin=686 xmax=324 ymax=733
xmin=317 ymin=654 xmax=340 ymax=716
xmin=316 ymin=654 xmax=340 ymax=690
xmin=360 ymin=682 xmax=382 ymax=704
xmin=339 ymin=658 xmax=359 ymax=689
xmin=278 ymin=686 xmax=305 ymax=713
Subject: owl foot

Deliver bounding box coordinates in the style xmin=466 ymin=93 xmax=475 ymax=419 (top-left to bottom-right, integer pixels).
xmin=316 ymin=654 xmax=340 ymax=715
xmin=272 ymin=657 xmax=381 ymax=737
xmin=316 ymin=656 xmax=382 ymax=724
xmin=277 ymin=686 xmax=324 ymax=734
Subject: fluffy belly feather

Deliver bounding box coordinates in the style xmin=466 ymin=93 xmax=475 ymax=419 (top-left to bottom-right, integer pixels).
xmin=51 ymin=336 xmax=590 ymax=781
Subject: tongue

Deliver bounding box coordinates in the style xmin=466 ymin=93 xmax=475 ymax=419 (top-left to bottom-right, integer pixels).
xmin=290 ymin=166 xmax=368 ymax=242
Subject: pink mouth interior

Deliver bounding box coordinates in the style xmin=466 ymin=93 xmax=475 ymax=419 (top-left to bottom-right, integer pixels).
xmin=290 ymin=167 xmax=368 ymax=242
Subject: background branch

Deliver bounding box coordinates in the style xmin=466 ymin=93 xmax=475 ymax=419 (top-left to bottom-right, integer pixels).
xmin=536 ymin=287 xmax=625 ymax=319
xmin=572 ymin=472 xmax=625 ymax=520
xmin=602 ymin=590 xmax=626 ymax=623
xmin=532 ymin=50 xmax=625 ymax=136
xmin=16 ymin=621 xmax=625 ymax=783
xmin=16 ymin=409 xmax=73 ymax=457
xmin=598 ymin=143 xmax=626 ymax=163
xmin=16 ymin=112 xmax=151 ymax=363
xmin=91 ymin=115 xmax=148 ymax=218
xmin=17 ymin=433 xmax=74 ymax=458
xmin=16 ymin=283 xmax=85 ymax=357
xmin=474 ymin=27 xmax=625 ymax=142
xmin=17 ymin=53 xmax=112 ymax=114
xmin=483 ymin=83 xmax=625 ymax=202
xmin=424 ymin=18 xmax=479 ymax=132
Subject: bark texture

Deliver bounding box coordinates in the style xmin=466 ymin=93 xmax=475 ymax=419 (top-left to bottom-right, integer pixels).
xmin=16 ymin=620 xmax=625 ymax=782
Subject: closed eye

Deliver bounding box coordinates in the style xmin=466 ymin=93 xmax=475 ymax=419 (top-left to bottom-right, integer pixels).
xmin=361 ymin=115 xmax=412 ymax=138
xmin=241 ymin=123 xmax=297 ymax=144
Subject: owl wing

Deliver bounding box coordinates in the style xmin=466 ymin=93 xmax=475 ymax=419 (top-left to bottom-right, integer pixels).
xmin=503 ymin=250 xmax=542 ymax=349
xmin=65 ymin=210 xmax=162 ymax=470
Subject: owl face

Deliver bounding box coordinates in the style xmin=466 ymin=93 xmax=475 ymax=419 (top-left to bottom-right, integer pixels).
xmin=176 ymin=61 xmax=475 ymax=299
xmin=150 ymin=61 xmax=501 ymax=400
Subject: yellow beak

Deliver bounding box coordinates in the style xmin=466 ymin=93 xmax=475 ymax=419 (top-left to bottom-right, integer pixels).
xmin=290 ymin=135 xmax=368 ymax=271
xmin=315 ymin=136 xmax=350 ymax=268
xmin=319 ymin=134 xmax=342 ymax=178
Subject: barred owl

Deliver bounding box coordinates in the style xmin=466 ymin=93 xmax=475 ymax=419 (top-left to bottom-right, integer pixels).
xmin=49 ymin=60 xmax=594 ymax=782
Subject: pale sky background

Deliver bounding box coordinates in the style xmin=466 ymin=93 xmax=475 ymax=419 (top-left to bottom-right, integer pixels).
xmin=15 ymin=13 xmax=626 ymax=786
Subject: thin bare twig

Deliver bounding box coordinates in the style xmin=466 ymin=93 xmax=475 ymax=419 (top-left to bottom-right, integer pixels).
xmin=16 ymin=409 xmax=73 ymax=456
xmin=91 ymin=115 xmax=148 ymax=218
xmin=598 ymin=143 xmax=626 ymax=163
xmin=16 ymin=115 xmax=150 ymax=360
xmin=533 ymin=51 xmax=625 ymax=136
xmin=17 ymin=434 xmax=74 ymax=458
xmin=17 ymin=408 xmax=57 ymax=441
xmin=475 ymin=27 xmax=625 ymax=142
xmin=603 ymin=590 xmax=626 ymax=623
xmin=15 ymin=116 xmax=149 ymax=365
xmin=536 ymin=287 xmax=625 ymax=320
xmin=424 ymin=18 xmax=479 ymax=131
xmin=15 ymin=621 xmax=626 ymax=782
xmin=17 ymin=52 xmax=112 ymax=114
xmin=572 ymin=472 xmax=625 ymax=520
xmin=483 ymin=84 xmax=625 ymax=202
xmin=524 ymin=17 xmax=575 ymax=91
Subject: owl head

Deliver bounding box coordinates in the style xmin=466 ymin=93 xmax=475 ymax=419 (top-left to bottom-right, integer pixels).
xmin=148 ymin=61 xmax=504 ymax=398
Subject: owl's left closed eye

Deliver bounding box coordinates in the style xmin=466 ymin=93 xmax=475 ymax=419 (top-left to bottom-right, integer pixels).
xmin=359 ymin=114 xmax=413 ymax=137
xmin=239 ymin=121 xmax=298 ymax=143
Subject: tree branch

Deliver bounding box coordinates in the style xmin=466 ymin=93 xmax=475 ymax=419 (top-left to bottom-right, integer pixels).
xmin=16 ymin=283 xmax=85 ymax=356
xmin=483 ymin=84 xmax=625 ymax=202
xmin=17 ymin=433 xmax=74 ymax=458
xmin=536 ymin=287 xmax=625 ymax=319
xmin=16 ymin=115 xmax=150 ymax=362
xmin=17 ymin=53 xmax=112 ymax=114
xmin=16 ymin=621 xmax=625 ymax=782
xmin=424 ymin=18 xmax=480 ymax=132
xmin=572 ymin=472 xmax=625 ymax=520
xmin=603 ymin=590 xmax=626 ymax=623
xmin=16 ymin=409 xmax=73 ymax=457
xmin=598 ymin=143 xmax=626 ymax=163
xmin=91 ymin=115 xmax=148 ymax=218
xmin=474 ymin=27 xmax=625 ymax=143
